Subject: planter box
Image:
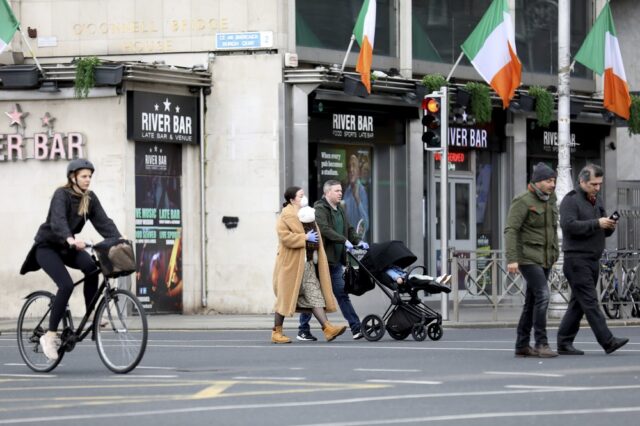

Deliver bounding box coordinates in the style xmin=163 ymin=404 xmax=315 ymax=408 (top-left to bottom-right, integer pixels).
xmin=0 ymin=65 xmax=39 ymax=89
xmin=519 ymin=94 xmax=536 ymax=112
xmin=343 ymin=75 xmax=369 ymax=98
xmin=95 ymin=64 xmax=124 ymax=86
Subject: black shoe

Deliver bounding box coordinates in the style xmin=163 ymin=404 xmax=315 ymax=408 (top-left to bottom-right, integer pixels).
xmin=557 ymin=344 xmax=584 ymax=355
xmin=604 ymin=337 xmax=629 ymax=354
xmin=353 ymin=331 xmax=364 ymax=340
xmin=296 ymin=331 xmax=317 ymax=341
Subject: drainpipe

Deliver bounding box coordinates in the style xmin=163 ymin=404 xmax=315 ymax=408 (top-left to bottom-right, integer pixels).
xmin=199 ymin=88 xmax=208 ymax=308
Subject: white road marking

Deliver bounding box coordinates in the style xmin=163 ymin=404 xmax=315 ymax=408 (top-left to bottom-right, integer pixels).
xmin=135 ymin=366 xmax=177 ymax=370
xmin=485 ymin=371 xmax=564 ymax=378
xmin=298 ymin=406 xmax=640 ymax=425
xmin=232 ymin=376 xmax=305 ymax=381
xmin=506 ymin=385 xmax=587 ymax=390
xmin=3 ymin=364 xmax=26 ymax=367
xmin=0 ymin=374 xmax=56 ymax=378
xmin=111 ymin=375 xmax=178 ymax=379
xmin=3 ymin=383 xmax=640 ymax=424
xmin=355 ymin=368 xmax=421 ymax=372
xmin=367 ymin=379 xmax=442 ymax=385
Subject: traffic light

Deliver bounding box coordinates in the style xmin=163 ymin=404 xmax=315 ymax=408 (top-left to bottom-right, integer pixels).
xmin=422 ymin=95 xmax=442 ymax=150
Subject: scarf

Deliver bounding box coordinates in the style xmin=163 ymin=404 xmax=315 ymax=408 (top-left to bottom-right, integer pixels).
xmin=528 ymin=183 xmax=549 ymax=202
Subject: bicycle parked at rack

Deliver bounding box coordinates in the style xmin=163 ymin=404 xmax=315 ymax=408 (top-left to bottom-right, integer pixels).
xmin=17 ymin=242 xmax=148 ymax=374
xmin=599 ymin=251 xmax=640 ymax=319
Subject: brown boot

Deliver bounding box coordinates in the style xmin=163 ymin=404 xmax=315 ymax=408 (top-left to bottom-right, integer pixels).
xmin=323 ymin=322 xmax=347 ymax=342
xmin=271 ymin=326 xmax=291 ymax=344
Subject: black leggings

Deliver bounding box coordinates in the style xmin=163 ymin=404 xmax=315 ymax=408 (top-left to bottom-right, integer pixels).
xmin=35 ymin=246 xmax=99 ymax=332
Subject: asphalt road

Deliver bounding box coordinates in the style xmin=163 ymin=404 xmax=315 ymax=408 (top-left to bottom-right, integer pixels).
xmin=1 ymin=327 xmax=640 ymax=425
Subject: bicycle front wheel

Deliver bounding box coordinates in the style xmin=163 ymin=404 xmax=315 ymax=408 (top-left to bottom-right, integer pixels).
xmin=95 ymin=289 xmax=148 ymax=374
xmin=17 ymin=292 xmax=63 ymax=373
xmin=602 ymin=290 xmax=620 ymax=319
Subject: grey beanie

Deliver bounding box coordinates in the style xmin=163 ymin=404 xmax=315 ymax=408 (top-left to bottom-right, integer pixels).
xmin=531 ymin=162 xmax=556 ymax=183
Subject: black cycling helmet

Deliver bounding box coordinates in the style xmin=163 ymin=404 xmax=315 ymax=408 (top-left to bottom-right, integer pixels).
xmin=67 ymin=159 xmax=95 ymax=177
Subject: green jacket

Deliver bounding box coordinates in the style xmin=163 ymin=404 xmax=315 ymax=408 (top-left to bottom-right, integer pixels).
xmin=314 ymin=198 xmax=361 ymax=266
xmin=504 ymin=187 xmax=559 ymax=268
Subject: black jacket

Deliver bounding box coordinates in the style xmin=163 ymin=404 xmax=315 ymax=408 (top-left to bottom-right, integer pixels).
xmin=313 ymin=198 xmax=361 ymax=266
xmin=559 ymin=186 xmax=614 ymax=260
xmin=20 ymin=188 xmax=121 ymax=274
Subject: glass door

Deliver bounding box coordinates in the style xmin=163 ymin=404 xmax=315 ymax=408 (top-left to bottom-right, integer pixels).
xmin=434 ymin=177 xmax=476 ymax=252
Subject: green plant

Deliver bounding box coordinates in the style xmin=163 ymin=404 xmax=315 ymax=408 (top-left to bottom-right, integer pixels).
xmin=464 ymin=82 xmax=492 ymax=124
xmin=528 ymin=86 xmax=554 ymax=128
xmin=628 ymin=95 xmax=640 ymax=136
xmin=421 ymin=74 xmax=447 ymax=93
xmin=74 ymin=56 xmax=101 ymax=98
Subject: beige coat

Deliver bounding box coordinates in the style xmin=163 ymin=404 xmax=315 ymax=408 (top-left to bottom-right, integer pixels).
xmin=272 ymin=204 xmax=336 ymax=316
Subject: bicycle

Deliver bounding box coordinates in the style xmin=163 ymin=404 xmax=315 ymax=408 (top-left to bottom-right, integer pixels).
xmin=599 ymin=253 xmax=621 ymax=319
xmin=17 ymin=243 xmax=148 ymax=374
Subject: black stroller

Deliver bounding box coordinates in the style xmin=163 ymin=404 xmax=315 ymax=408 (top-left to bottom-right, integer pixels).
xmin=349 ymin=240 xmax=451 ymax=342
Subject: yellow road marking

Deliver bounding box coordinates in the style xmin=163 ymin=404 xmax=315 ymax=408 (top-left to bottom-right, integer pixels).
xmin=0 ymin=379 xmax=389 ymax=414
xmin=192 ymin=381 xmax=236 ymax=399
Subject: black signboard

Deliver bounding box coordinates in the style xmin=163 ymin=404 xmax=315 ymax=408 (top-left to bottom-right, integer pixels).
xmin=309 ymin=100 xmax=406 ymax=145
xmin=127 ymin=91 xmax=199 ymax=144
xmin=526 ymin=120 xmax=609 ymax=158
xmin=134 ymin=142 xmax=183 ymax=313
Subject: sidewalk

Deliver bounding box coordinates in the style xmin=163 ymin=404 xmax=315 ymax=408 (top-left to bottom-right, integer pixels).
xmin=2 ymin=311 xmax=640 ymax=332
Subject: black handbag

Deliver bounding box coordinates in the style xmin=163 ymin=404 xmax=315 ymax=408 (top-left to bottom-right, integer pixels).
xmin=344 ymin=264 xmax=374 ymax=296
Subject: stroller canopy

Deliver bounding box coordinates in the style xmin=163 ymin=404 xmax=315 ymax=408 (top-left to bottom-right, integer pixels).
xmin=360 ymin=240 xmax=417 ymax=274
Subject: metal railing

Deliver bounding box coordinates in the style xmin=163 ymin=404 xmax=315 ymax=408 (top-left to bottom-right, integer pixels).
xmin=447 ymin=249 xmax=640 ymax=322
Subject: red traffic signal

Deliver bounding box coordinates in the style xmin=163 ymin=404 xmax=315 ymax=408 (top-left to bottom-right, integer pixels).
xmin=422 ymin=96 xmax=442 ymax=148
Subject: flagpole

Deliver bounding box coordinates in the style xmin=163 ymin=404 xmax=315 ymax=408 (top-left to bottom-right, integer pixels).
xmin=17 ymin=26 xmax=45 ymax=77
xmin=339 ymin=35 xmax=356 ymax=74
xmin=446 ymin=52 xmax=465 ymax=82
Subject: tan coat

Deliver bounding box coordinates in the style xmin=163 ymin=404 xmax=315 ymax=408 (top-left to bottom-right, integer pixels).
xmin=272 ymin=204 xmax=336 ymax=316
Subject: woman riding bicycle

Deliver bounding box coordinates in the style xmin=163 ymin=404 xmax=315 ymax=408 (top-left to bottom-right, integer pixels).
xmin=20 ymin=159 xmax=122 ymax=361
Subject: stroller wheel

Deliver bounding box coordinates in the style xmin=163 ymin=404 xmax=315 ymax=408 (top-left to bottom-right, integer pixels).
xmin=427 ymin=323 xmax=443 ymax=341
xmin=362 ymin=314 xmax=385 ymax=341
xmin=387 ymin=328 xmax=411 ymax=340
xmin=411 ymin=324 xmax=427 ymax=341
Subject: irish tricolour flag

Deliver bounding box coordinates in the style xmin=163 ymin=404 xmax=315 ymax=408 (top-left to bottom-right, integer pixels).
xmin=461 ymin=0 xmax=521 ymax=108
xmin=0 ymin=0 xmax=18 ymax=53
xmin=353 ymin=0 xmax=376 ymax=94
xmin=574 ymin=2 xmax=631 ymax=120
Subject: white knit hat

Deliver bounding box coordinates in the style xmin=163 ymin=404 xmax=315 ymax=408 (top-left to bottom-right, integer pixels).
xmin=297 ymin=206 xmax=315 ymax=223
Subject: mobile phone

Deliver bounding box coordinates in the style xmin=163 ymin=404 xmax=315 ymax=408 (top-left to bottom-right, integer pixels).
xmin=609 ymin=211 xmax=620 ymax=221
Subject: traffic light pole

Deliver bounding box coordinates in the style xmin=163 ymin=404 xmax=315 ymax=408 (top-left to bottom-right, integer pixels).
xmin=439 ymin=86 xmax=449 ymax=321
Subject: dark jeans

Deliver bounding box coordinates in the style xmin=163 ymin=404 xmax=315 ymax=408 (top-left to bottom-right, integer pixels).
xmin=516 ymin=265 xmax=551 ymax=349
xmin=557 ymin=256 xmax=614 ymax=348
xmin=35 ymin=246 xmax=99 ymax=332
xmin=299 ymin=263 xmax=361 ymax=335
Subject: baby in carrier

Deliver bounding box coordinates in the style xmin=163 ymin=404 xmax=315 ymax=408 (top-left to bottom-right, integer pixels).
xmin=385 ymin=265 xmax=452 ymax=289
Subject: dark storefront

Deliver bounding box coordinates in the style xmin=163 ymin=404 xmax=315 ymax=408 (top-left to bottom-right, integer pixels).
xmin=307 ymin=91 xmax=417 ymax=243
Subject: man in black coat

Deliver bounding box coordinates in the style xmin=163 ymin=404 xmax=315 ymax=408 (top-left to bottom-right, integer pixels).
xmin=556 ymin=164 xmax=628 ymax=355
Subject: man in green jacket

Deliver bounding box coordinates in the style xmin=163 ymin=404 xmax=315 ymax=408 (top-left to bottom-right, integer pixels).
xmin=298 ymin=180 xmax=368 ymax=341
xmin=504 ymin=162 xmax=559 ymax=358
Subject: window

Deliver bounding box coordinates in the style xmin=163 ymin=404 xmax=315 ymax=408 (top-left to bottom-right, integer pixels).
xmin=412 ymin=0 xmax=591 ymax=78
xmin=296 ymin=0 xmax=396 ymax=57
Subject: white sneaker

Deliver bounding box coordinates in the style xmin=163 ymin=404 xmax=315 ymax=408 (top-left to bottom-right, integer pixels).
xmin=39 ymin=333 xmax=59 ymax=361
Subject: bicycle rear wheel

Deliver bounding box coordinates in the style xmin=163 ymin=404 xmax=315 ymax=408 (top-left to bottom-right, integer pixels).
xmin=95 ymin=289 xmax=148 ymax=374
xmin=17 ymin=292 xmax=63 ymax=373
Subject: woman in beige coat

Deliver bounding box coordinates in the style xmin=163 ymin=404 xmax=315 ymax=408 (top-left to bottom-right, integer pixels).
xmin=271 ymin=186 xmax=347 ymax=343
